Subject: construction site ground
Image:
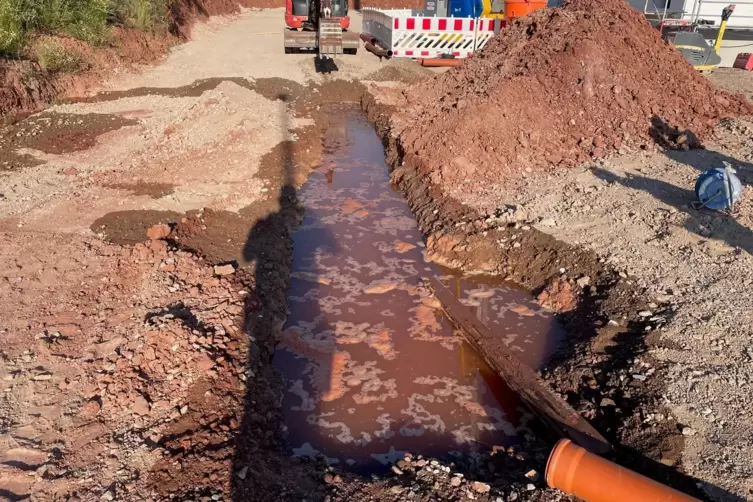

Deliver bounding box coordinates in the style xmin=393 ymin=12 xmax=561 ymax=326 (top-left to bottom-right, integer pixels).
xmin=1 ymin=6 xmax=753 ymax=502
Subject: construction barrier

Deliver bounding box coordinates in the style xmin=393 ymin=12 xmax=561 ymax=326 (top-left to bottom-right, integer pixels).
xmin=475 ymin=17 xmax=506 ymax=52
xmin=362 ymin=8 xmax=505 ymax=59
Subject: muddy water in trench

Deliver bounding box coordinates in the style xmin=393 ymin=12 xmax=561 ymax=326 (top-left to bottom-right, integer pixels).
xmin=275 ymin=107 xmax=562 ymax=472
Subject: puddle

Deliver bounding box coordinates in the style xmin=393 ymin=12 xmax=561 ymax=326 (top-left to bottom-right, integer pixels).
xmin=275 ymin=106 xmax=563 ymax=472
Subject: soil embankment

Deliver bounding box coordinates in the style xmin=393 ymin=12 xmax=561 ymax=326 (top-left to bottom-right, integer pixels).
xmin=0 ymin=0 xmax=222 ymax=120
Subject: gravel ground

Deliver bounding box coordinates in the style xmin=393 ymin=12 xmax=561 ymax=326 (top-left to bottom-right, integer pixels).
xmin=109 ymin=8 xmax=402 ymax=90
xmin=708 ymin=68 xmax=753 ymax=101
xmin=484 ymin=112 xmax=753 ymax=502
xmin=0 ymin=9 xmax=397 ymax=235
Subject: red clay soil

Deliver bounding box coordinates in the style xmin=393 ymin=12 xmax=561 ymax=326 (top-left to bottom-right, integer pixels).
xmin=170 ymin=0 xmax=281 ymax=38
xmin=0 ymin=61 xmax=60 ymax=119
xmin=0 ymin=29 xmax=172 ymax=119
xmin=399 ymin=0 xmax=753 ymax=192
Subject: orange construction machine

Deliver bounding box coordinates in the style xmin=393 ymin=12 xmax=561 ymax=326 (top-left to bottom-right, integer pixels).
xmin=284 ymin=0 xmax=359 ymax=56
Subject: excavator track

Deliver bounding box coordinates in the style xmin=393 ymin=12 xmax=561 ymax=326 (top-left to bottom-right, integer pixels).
xmin=318 ymin=18 xmax=344 ymax=56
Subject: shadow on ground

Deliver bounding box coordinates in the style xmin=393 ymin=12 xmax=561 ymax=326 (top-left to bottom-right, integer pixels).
xmin=649 ymin=115 xmax=753 ymax=186
xmin=593 ymin=167 xmax=753 ymax=256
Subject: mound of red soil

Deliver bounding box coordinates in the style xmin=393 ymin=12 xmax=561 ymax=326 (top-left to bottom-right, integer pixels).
xmin=399 ymin=0 xmax=752 ymax=188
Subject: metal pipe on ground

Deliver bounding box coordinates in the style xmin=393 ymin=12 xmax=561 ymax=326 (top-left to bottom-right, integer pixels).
xmin=418 ymin=58 xmax=462 ymax=67
xmin=359 ymin=33 xmax=377 ymax=45
xmin=365 ymin=42 xmax=392 ymax=58
xmin=546 ymin=440 xmax=701 ymax=502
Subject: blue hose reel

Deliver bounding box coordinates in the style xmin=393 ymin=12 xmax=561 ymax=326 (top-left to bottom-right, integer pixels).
xmin=694 ymin=162 xmax=742 ymax=212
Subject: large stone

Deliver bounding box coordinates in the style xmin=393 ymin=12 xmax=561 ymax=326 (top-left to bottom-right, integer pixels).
xmin=213 ymin=264 xmax=236 ymax=276
xmin=132 ymin=395 xmax=150 ymax=416
xmin=146 ymin=224 xmax=171 ymax=240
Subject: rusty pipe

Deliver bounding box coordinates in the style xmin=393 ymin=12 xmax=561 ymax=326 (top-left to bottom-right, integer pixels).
xmin=359 ymin=32 xmax=377 ymax=45
xmin=546 ymin=440 xmax=701 ymax=502
xmin=365 ymin=42 xmax=392 ymax=58
xmin=418 ymin=58 xmax=462 ymax=67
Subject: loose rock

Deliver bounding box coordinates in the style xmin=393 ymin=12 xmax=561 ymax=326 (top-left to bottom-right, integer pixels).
xmin=213 ymin=264 xmax=236 ymax=276
xmin=146 ymin=224 xmax=172 ymax=240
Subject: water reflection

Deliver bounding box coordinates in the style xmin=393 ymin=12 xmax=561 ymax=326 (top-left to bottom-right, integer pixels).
xmin=274 ymin=106 xmax=562 ymax=473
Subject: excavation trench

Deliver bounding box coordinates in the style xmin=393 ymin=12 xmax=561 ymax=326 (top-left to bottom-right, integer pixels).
xmin=10 ymin=75 xmax=688 ymax=498
xmin=275 ymin=105 xmax=563 ymax=473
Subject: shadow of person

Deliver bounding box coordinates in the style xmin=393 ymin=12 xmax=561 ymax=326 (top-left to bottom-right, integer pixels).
xmin=649 ymin=115 xmax=753 ymax=186
xmin=229 ymin=92 xmax=331 ymax=500
xmin=231 ymin=93 xmax=355 ymax=501
xmin=231 ymin=102 xmax=543 ymax=500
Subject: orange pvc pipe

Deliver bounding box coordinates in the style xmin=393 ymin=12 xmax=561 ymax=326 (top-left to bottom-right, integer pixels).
xmin=546 ymin=440 xmax=701 ymax=502
xmin=418 ymin=58 xmax=462 ymax=67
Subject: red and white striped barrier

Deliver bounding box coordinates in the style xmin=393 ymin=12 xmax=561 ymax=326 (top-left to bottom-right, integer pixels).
xmin=362 ymin=8 xmax=506 ymax=59
xmin=392 ymin=16 xmax=476 ymax=58
xmin=474 ymin=18 xmax=506 ymax=52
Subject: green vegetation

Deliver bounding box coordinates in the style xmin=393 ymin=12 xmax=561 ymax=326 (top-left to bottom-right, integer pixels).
xmin=0 ymin=0 xmax=25 ymax=54
xmin=109 ymin=0 xmax=169 ymax=31
xmin=36 ymin=40 xmax=83 ymax=71
xmin=0 ymin=0 xmax=170 ymax=57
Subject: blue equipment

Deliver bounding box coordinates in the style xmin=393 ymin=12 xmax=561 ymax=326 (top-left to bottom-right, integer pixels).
xmin=448 ymin=0 xmax=483 ymax=18
xmin=694 ymin=162 xmax=742 ymax=212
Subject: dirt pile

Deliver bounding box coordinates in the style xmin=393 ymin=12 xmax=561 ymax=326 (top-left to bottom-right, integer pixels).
xmin=398 ymin=0 xmax=752 ymax=197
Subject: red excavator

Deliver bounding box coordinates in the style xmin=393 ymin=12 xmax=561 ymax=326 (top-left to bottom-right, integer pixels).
xmin=284 ymin=0 xmax=359 ymax=55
